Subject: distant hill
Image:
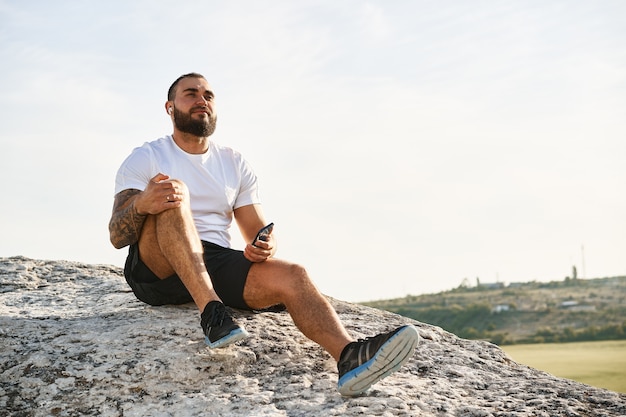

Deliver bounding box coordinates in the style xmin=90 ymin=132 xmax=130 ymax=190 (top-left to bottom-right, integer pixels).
xmin=362 ymin=276 xmax=626 ymax=345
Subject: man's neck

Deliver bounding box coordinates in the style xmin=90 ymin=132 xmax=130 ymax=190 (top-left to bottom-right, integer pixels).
xmin=172 ymin=131 xmax=210 ymax=154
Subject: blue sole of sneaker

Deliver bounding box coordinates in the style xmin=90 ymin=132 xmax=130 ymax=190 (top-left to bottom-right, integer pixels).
xmin=337 ymin=325 xmax=419 ymax=396
xmin=205 ymin=327 xmax=249 ymax=349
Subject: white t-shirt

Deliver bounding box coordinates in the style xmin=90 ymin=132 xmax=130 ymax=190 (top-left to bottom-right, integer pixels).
xmin=114 ymin=135 xmax=260 ymax=247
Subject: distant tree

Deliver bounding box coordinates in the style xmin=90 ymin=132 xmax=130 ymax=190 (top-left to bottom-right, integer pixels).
xmin=535 ymin=327 xmax=558 ymax=343
xmin=562 ymin=327 xmax=575 ymax=341
xmin=462 ymin=327 xmax=481 ymax=339
xmin=489 ymin=333 xmax=508 ymax=345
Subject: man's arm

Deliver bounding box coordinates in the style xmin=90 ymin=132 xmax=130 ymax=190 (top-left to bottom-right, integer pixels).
xmin=109 ymin=173 xmax=185 ymax=249
xmin=108 ymin=189 xmax=146 ymax=249
xmin=234 ymin=204 xmax=276 ymax=262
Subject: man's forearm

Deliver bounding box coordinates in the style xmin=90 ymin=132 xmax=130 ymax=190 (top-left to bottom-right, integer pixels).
xmin=109 ymin=189 xmax=146 ymax=249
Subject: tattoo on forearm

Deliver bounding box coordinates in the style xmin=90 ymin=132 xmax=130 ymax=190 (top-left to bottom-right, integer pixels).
xmin=109 ymin=189 xmax=146 ymax=249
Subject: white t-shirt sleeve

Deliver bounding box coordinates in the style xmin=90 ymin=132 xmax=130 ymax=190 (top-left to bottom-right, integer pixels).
xmin=233 ymin=154 xmax=261 ymax=209
xmin=114 ymin=145 xmax=155 ymax=195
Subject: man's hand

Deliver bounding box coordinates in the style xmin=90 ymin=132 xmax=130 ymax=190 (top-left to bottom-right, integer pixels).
xmin=244 ymin=234 xmax=275 ymax=263
xmin=234 ymin=204 xmax=276 ymax=262
xmin=134 ymin=173 xmax=184 ymax=215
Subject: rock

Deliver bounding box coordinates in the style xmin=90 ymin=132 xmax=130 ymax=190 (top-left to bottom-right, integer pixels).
xmin=1 ymin=256 xmax=624 ymax=417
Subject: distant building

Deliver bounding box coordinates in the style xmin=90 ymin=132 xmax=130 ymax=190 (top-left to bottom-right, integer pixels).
xmin=559 ymin=300 xmax=596 ymax=312
xmin=491 ymin=304 xmax=510 ymax=313
xmin=477 ymin=282 xmax=504 ymax=290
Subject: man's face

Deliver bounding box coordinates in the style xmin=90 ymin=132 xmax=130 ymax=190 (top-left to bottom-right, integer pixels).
xmin=171 ymin=77 xmax=217 ymax=137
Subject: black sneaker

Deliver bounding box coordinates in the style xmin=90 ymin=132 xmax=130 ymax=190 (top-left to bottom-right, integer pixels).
xmin=200 ymin=301 xmax=249 ymax=348
xmin=337 ymin=325 xmax=419 ymax=396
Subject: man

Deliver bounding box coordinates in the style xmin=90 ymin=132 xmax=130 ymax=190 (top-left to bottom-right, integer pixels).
xmin=108 ymin=72 xmax=419 ymax=396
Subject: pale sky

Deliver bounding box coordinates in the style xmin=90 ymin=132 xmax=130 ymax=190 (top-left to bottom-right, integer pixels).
xmin=1 ymin=1 xmax=624 ymax=302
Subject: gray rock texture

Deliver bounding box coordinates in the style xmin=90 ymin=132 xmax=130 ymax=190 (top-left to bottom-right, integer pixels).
xmin=1 ymin=256 xmax=624 ymax=416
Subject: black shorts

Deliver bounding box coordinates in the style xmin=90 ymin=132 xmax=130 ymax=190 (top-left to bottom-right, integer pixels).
xmin=123 ymin=241 xmax=253 ymax=310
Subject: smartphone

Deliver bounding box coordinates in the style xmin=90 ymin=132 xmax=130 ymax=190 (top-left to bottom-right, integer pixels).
xmin=252 ymin=222 xmax=274 ymax=246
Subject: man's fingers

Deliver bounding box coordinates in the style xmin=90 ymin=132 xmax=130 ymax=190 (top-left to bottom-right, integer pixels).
xmin=151 ymin=173 xmax=170 ymax=183
xmin=245 ymin=243 xmax=271 ymax=263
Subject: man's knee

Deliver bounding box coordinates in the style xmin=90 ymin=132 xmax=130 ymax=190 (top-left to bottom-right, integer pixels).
xmin=245 ymin=260 xmax=318 ymax=308
xmin=286 ymin=262 xmax=306 ymax=276
xmin=159 ymin=180 xmax=193 ymax=218
xmin=168 ymin=179 xmax=190 ymax=196
xmin=283 ymin=263 xmax=316 ymax=291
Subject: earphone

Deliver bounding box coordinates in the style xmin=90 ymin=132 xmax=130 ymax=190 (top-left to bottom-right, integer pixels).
xmin=168 ymin=107 xmax=173 ymax=115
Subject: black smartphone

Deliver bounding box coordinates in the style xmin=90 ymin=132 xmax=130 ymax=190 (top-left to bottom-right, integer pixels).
xmin=252 ymin=222 xmax=274 ymax=246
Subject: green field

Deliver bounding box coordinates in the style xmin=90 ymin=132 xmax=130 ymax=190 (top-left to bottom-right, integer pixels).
xmin=502 ymin=340 xmax=626 ymax=394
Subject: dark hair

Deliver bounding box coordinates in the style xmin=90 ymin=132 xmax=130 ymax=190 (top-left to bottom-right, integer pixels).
xmin=167 ymin=72 xmax=206 ymax=101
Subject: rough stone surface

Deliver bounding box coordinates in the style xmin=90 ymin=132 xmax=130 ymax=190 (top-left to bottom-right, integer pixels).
xmin=1 ymin=256 xmax=624 ymax=417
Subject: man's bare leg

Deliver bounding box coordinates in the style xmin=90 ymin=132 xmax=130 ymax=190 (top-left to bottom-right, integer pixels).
xmin=243 ymin=259 xmax=353 ymax=361
xmin=138 ymin=200 xmax=220 ymax=313
xmin=138 ymin=198 xmax=248 ymax=348
xmin=243 ymin=259 xmax=420 ymax=396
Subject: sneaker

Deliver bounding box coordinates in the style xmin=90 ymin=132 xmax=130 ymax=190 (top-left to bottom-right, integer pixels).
xmin=337 ymin=324 xmax=419 ymax=396
xmin=200 ymin=301 xmax=249 ymax=348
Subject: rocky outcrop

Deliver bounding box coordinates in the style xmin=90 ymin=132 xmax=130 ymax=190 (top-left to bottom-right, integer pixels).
xmin=1 ymin=256 xmax=624 ymax=417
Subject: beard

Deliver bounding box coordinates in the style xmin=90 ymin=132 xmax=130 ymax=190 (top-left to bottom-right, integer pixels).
xmin=173 ymin=107 xmax=217 ymax=137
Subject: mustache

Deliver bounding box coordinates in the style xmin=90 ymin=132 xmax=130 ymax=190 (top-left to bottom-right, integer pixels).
xmin=190 ymin=106 xmax=212 ymax=115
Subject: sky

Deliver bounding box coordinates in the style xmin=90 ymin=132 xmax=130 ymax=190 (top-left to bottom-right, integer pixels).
xmin=1 ymin=0 xmax=624 ymax=302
